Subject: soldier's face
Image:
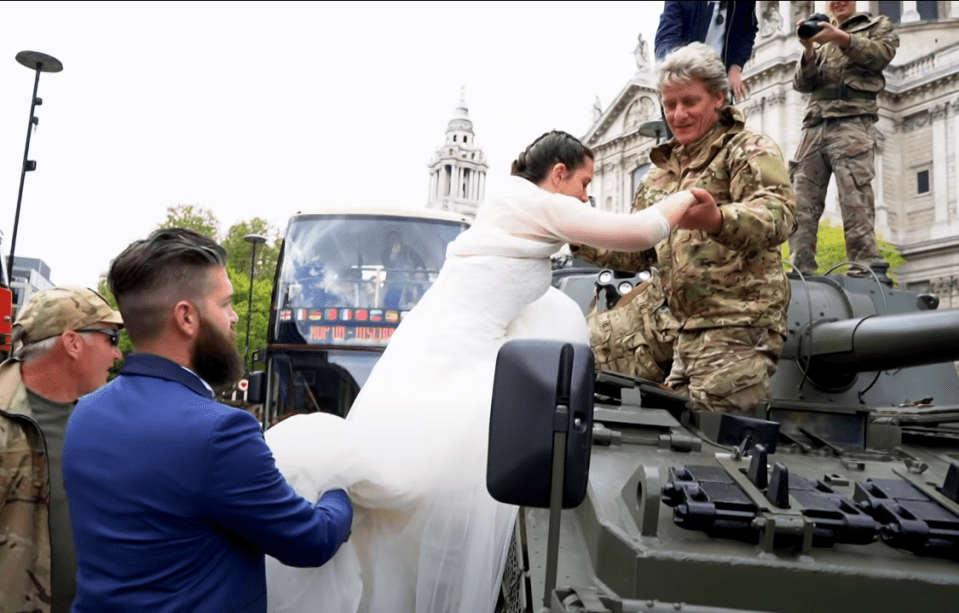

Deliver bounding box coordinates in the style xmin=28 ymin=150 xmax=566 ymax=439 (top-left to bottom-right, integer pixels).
xmin=828 ymin=1 xmax=856 ymax=23
xmin=77 ymin=325 xmax=123 ymax=395
xmin=661 ymin=79 xmax=725 ymax=145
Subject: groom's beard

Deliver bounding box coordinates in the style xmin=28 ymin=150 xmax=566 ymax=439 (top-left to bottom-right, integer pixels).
xmin=191 ymin=317 xmax=245 ymax=392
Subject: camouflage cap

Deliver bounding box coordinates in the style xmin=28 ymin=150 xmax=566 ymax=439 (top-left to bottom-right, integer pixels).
xmin=13 ymin=286 xmax=123 ymax=344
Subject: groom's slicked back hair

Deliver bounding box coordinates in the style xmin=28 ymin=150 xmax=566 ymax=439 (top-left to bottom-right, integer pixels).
xmin=108 ymin=228 xmax=228 ymax=344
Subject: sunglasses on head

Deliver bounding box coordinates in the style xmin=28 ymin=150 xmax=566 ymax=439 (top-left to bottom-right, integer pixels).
xmin=76 ymin=327 xmax=121 ymax=347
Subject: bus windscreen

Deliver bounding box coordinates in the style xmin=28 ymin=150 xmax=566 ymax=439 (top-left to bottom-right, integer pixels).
xmin=273 ymin=214 xmax=467 ymax=348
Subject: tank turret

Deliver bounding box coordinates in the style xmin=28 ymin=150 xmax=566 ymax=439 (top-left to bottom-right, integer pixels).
xmin=775 ymin=269 xmax=959 ymax=404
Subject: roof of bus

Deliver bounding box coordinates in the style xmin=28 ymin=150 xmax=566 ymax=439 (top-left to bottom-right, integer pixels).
xmin=291 ymin=206 xmax=471 ymax=225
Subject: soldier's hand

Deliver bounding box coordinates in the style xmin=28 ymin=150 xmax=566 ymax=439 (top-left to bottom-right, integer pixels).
xmin=728 ymin=66 xmax=747 ymax=103
xmin=807 ymin=22 xmax=851 ymax=49
xmin=679 ymin=188 xmax=722 ymax=234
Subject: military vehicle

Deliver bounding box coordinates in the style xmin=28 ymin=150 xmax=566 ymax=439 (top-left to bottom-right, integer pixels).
xmin=489 ymin=261 xmax=959 ymax=613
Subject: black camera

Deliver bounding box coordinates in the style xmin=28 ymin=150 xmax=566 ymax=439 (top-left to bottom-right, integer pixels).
xmin=797 ymin=13 xmax=830 ymax=39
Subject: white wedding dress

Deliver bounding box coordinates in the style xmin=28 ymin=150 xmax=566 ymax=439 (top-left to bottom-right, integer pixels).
xmin=264 ymin=176 xmax=672 ymax=613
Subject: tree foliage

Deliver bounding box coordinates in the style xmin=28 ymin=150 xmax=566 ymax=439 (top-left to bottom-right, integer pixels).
xmin=221 ymin=218 xmax=280 ymax=282
xmin=160 ymin=204 xmax=219 ymax=237
xmin=782 ymin=218 xmax=904 ymax=279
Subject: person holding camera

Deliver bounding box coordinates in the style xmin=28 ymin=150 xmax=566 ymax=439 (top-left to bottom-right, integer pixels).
xmin=788 ymin=1 xmax=898 ymax=276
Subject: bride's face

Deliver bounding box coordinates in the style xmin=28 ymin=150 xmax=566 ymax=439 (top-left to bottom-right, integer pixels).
xmin=553 ymin=158 xmax=594 ymax=203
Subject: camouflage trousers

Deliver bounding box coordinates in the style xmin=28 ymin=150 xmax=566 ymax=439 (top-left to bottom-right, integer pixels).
xmin=666 ymin=327 xmax=785 ymax=414
xmin=788 ymin=115 xmax=880 ymax=274
xmin=588 ymin=274 xmax=678 ymax=383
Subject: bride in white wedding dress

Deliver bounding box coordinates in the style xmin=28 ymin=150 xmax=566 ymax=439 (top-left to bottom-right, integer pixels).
xmin=263 ymin=130 xmax=717 ymax=613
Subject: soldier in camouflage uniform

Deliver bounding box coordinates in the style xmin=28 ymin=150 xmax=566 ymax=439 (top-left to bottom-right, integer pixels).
xmin=575 ymin=43 xmax=797 ymax=413
xmin=788 ymin=1 xmax=898 ymax=275
xmin=0 ymin=287 xmax=122 ymax=613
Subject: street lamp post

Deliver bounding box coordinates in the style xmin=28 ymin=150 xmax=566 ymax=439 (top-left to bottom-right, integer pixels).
xmin=243 ymin=234 xmax=268 ymax=370
xmin=10 ymin=51 xmax=63 ymax=277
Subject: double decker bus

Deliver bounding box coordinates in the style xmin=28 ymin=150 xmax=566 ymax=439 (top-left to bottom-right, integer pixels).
xmin=253 ymin=207 xmax=470 ymax=425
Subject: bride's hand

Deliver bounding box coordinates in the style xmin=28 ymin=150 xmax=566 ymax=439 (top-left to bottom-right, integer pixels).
xmin=654 ymin=190 xmax=698 ymax=229
xmin=678 ymin=188 xmax=722 ymax=233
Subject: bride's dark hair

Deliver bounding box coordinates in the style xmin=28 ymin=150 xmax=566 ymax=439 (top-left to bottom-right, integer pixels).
xmin=510 ymin=130 xmax=594 ymax=184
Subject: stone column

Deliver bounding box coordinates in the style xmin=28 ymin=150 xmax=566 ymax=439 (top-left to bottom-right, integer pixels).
xmin=931 ymin=104 xmax=950 ymax=235
xmin=902 ymin=1 xmax=920 ymax=22
xmin=873 ymin=127 xmax=888 ymax=240
xmin=954 ymin=100 xmax=959 ymax=219
xmin=932 ymin=276 xmax=956 ymax=309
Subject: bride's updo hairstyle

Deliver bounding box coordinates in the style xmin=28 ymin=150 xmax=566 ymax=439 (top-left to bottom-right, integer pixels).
xmin=510 ymin=130 xmax=594 ymax=184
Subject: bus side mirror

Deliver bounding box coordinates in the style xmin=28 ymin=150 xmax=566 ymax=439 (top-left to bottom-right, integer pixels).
xmin=486 ymin=339 xmax=594 ymax=508
xmin=247 ymin=371 xmax=266 ymax=405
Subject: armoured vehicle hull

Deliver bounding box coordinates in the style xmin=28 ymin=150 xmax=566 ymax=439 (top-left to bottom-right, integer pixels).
xmin=497 ymin=268 xmax=959 ymax=613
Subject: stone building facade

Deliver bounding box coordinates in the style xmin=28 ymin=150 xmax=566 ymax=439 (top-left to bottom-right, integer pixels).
xmin=584 ymin=1 xmax=959 ymax=304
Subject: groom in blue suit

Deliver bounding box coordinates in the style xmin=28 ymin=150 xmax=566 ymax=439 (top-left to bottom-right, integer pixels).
xmin=63 ymin=228 xmax=353 ymax=613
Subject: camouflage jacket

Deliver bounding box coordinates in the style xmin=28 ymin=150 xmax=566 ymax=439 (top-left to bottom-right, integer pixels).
xmin=0 ymin=359 xmax=52 ymax=613
xmin=794 ymin=12 xmax=899 ymax=122
xmin=575 ymin=106 xmax=796 ymax=336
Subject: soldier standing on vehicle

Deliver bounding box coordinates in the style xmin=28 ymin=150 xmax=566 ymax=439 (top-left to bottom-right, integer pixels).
xmin=788 ymin=1 xmax=898 ymax=276
xmin=0 ymin=286 xmax=123 ymax=613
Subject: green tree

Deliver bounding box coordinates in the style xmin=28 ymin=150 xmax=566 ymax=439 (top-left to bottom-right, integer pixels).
xmin=221 ymin=219 xmax=281 ymax=366
xmin=228 ymin=266 xmax=273 ymax=369
xmin=160 ymin=204 xmax=219 ymax=237
xmin=782 ymin=219 xmax=904 ymax=279
xmin=221 ymin=218 xmax=281 ymax=282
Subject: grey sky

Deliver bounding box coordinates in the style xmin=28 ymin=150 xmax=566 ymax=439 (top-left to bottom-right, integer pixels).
xmin=0 ymin=1 xmax=664 ymax=288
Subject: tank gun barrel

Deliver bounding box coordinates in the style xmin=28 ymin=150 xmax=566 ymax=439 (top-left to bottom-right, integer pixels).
xmin=806 ymin=309 xmax=959 ymax=373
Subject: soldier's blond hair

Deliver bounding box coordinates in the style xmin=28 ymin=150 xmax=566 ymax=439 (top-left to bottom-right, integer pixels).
xmin=657 ymin=42 xmax=730 ymax=99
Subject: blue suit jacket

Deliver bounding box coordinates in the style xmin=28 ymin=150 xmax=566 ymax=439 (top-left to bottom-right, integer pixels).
xmin=63 ymin=354 xmax=352 ymax=613
xmin=654 ymin=1 xmax=759 ymax=70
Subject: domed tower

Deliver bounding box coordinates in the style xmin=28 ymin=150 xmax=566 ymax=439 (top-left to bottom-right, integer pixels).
xmin=427 ymin=90 xmax=488 ymax=218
